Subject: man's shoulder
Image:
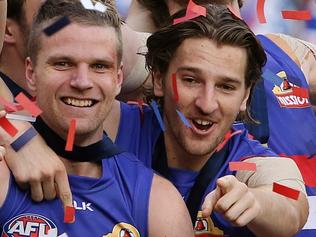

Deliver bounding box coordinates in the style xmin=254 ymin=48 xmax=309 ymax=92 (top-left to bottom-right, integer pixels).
xmin=110 ymin=151 xmax=154 ymax=177
xmin=229 ymin=124 xmax=277 ymax=159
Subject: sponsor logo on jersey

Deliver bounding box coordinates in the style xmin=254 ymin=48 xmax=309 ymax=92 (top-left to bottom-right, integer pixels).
xmin=2 ymin=213 xmax=57 ymax=237
xmin=103 ymin=223 xmax=140 ymax=237
xmin=194 ymin=211 xmax=228 ymax=237
xmin=272 ymin=71 xmax=310 ymax=108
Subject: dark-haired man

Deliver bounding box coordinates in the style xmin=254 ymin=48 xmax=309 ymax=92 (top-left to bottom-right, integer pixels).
xmin=0 ymin=1 xmax=193 ymax=236
xmin=2 ymin=1 xmax=309 ymax=236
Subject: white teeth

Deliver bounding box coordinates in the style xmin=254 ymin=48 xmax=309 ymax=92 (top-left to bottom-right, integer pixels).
xmin=194 ymin=119 xmax=211 ymax=126
xmin=63 ymin=98 xmax=93 ymax=107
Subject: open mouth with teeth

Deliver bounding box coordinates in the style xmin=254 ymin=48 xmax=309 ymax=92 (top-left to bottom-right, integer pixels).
xmin=61 ymin=97 xmax=97 ymax=108
xmin=192 ymin=119 xmax=213 ymax=131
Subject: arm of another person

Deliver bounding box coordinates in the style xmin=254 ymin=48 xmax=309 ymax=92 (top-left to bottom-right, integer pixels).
xmin=125 ymin=0 xmax=156 ymax=33
xmin=0 ymin=79 xmax=72 ymax=207
xmin=266 ymin=33 xmax=316 ymax=112
xmin=0 ymin=146 xmax=10 ymax=207
xmin=202 ymin=157 xmax=308 ymax=237
xmin=148 ymin=174 xmax=194 ymax=237
xmin=118 ymin=23 xmax=152 ymax=101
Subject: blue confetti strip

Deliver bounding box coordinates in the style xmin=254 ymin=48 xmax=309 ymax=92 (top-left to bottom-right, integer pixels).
xmin=176 ymin=110 xmax=192 ymax=128
xmin=11 ymin=127 xmax=37 ymax=152
xmin=150 ymin=100 xmax=166 ymax=132
xmin=262 ymin=69 xmax=283 ymax=85
xmin=43 ymin=16 xmax=71 ymax=36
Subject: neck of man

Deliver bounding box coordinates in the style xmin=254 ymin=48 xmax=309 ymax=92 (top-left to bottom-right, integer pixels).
xmin=163 ymin=130 xmax=213 ymax=172
xmin=0 ymin=46 xmax=32 ymax=95
xmin=61 ymin=158 xmax=102 ymax=178
xmin=36 ymin=116 xmax=104 ymax=178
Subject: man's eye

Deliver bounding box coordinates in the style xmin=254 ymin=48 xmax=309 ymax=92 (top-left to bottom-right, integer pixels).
xmin=217 ymin=84 xmax=236 ymax=92
xmin=91 ymin=64 xmax=107 ymax=72
xmin=182 ymin=77 xmax=198 ymax=84
xmin=54 ymin=62 xmax=71 ymax=69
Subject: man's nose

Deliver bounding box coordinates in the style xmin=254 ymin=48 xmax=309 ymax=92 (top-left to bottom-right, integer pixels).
xmin=194 ymin=86 xmax=219 ymax=115
xmin=70 ymin=64 xmax=93 ymax=90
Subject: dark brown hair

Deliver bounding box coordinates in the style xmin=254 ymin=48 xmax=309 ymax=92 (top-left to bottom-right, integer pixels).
xmin=7 ymin=0 xmax=25 ymax=22
xmin=145 ymin=4 xmax=266 ymax=122
xmin=27 ymin=0 xmax=122 ymax=66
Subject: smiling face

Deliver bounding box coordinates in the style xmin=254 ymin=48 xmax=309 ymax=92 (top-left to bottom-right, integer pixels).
xmin=26 ymin=23 xmax=123 ymax=145
xmin=154 ymin=38 xmax=249 ymax=166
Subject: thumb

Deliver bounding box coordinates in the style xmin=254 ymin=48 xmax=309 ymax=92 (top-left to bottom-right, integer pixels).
xmin=201 ymin=186 xmax=221 ymax=218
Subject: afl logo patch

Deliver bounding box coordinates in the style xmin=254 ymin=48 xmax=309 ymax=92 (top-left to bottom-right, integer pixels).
xmin=2 ymin=213 xmax=57 ymax=237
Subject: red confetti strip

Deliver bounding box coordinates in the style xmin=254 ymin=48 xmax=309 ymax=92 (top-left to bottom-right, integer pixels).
xmin=281 ymin=10 xmax=312 ymax=21
xmin=15 ymin=92 xmax=42 ymax=117
xmin=215 ymin=130 xmax=243 ymax=152
xmin=0 ymin=117 xmax=18 ymax=137
xmin=173 ymin=0 xmax=206 ymax=25
xmin=64 ymin=206 xmax=75 ymax=223
xmin=65 ymin=119 xmax=76 ymax=151
xmin=273 ymin=182 xmax=300 ymax=200
xmin=172 ymin=73 xmax=179 ymax=102
xmin=229 ymin=161 xmax=257 ymax=171
xmin=257 ymin=0 xmax=267 ymax=23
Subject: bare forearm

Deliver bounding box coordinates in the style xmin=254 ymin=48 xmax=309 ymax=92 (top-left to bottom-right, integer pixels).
xmin=247 ymin=186 xmax=308 ymax=237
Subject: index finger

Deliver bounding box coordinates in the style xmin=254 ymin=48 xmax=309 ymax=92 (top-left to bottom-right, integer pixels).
xmin=217 ymin=175 xmax=238 ymax=194
xmin=55 ymin=168 xmax=73 ymax=207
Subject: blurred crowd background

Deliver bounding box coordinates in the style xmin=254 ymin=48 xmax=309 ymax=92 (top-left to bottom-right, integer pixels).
xmin=116 ymin=0 xmax=316 ymax=43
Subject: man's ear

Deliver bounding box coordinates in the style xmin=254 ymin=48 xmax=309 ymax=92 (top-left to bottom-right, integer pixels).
xmin=153 ymin=71 xmax=164 ymax=97
xmin=4 ymin=19 xmax=19 ymax=44
xmin=115 ymin=62 xmax=124 ymax=96
xmin=25 ymin=57 xmax=37 ymax=92
xmin=240 ymin=87 xmax=251 ymax=112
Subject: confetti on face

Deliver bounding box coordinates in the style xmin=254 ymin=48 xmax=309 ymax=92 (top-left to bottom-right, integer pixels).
xmin=10 ymin=127 xmax=37 ymax=152
xmin=43 ymin=16 xmax=71 ymax=36
xmin=229 ymin=161 xmax=257 ymax=171
xmin=0 ymin=117 xmax=18 ymax=137
xmin=65 ymin=119 xmax=76 ymax=152
xmin=176 ymin=110 xmax=191 ymax=128
xmin=215 ymin=130 xmax=242 ymax=152
xmin=151 ymin=100 xmax=166 ymax=132
xmin=15 ymin=92 xmax=42 ymax=117
xmin=273 ymin=182 xmax=300 ymax=200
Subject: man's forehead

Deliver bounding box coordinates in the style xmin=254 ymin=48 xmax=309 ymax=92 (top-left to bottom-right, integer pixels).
xmin=38 ymin=23 xmax=118 ymax=58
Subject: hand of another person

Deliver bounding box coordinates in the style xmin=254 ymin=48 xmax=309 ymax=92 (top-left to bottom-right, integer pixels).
xmin=201 ymin=175 xmax=261 ymax=227
xmin=0 ymin=116 xmax=73 ymax=208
